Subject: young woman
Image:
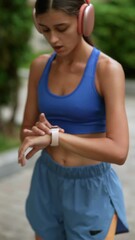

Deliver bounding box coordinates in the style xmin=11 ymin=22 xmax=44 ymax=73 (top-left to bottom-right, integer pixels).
xmin=18 ymin=0 xmax=129 ymax=239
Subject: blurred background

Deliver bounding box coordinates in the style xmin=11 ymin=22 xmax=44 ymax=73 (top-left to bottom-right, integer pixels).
xmin=0 ymin=0 xmax=135 ymax=239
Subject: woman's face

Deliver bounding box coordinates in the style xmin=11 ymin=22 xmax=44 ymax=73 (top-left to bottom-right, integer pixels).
xmin=36 ymin=9 xmax=81 ymax=56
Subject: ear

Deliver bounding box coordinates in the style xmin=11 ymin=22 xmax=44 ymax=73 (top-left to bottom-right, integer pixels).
xmin=33 ymin=8 xmax=43 ymax=34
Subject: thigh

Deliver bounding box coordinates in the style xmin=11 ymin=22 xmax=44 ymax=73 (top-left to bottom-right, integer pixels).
xmin=63 ymin=174 xmax=116 ymax=240
xmin=105 ymin=214 xmax=118 ymax=240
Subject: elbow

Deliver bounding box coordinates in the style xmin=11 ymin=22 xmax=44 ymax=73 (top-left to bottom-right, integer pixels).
xmin=115 ymin=148 xmax=129 ymax=165
xmin=117 ymin=157 xmax=126 ymax=166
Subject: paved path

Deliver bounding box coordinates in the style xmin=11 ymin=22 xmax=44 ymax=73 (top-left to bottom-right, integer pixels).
xmin=0 ymin=95 xmax=135 ymax=240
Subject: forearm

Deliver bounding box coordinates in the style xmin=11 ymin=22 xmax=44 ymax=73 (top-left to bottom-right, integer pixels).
xmin=59 ymin=133 xmax=128 ymax=165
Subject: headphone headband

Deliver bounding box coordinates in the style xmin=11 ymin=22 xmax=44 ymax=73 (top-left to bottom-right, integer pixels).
xmin=85 ymin=0 xmax=90 ymax=4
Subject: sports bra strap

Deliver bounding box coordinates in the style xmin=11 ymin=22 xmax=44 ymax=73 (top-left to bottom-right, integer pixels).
xmin=85 ymin=47 xmax=100 ymax=78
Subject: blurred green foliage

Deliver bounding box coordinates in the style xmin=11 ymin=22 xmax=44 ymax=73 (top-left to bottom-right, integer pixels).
xmin=93 ymin=0 xmax=135 ymax=77
xmin=0 ymin=129 xmax=20 ymax=152
xmin=0 ymin=0 xmax=33 ymax=107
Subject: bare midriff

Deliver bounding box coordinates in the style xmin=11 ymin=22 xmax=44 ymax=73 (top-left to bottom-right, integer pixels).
xmin=46 ymin=132 xmax=106 ymax=167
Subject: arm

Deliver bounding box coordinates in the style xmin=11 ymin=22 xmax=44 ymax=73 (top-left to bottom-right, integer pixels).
xmin=58 ymin=59 xmax=129 ymax=165
xmin=20 ymin=54 xmax=50 ymax=141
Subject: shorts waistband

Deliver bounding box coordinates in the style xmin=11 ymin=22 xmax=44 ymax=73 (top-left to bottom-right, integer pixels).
xmin=41 ymin=151 xmax=111 ymax=179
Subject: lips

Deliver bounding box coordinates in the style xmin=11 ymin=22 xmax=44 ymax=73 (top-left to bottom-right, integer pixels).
xmin=53 ymin=46 xmax=63 ymax=52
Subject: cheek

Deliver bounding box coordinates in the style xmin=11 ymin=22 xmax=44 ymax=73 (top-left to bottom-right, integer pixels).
xmin=63 ymin=27 xmax=79 ymax=43
xmin=68 ymin=34 xmax=79 ymax=48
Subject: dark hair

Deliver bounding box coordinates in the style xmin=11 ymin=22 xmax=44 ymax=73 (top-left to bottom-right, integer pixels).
xmin=35 ymin=0 xmax=94 ymax=46
xmin=35 ymin=0 xmax=84 ymax=16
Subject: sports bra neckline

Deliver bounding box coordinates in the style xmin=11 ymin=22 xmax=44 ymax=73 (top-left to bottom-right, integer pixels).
xmin=46 ymin=47 xmax=97 ymax=98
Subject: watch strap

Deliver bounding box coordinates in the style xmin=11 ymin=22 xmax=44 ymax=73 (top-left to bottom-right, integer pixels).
xmin=50 ymin=128 xmax=59 ymax=146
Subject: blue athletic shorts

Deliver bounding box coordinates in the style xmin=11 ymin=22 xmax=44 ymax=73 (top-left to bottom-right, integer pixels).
xmin=26 ymin=150 xmax=129 ymax=240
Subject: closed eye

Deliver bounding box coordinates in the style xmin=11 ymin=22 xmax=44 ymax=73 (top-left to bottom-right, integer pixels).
xmin=56 ymin=27 xmax=68 ymax=32
xmin=42 ymin=28 xmax=50 ymax=33
xmin=42 ymin=27 xmax=68 ymax=33
xmin=38 ymin=23 xmax=69 ymax=33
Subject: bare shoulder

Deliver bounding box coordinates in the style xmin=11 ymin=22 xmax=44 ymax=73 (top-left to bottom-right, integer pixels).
xmin=96 ymin=51 xmax=125 ymax=95
xmin=97 ymin=51 xmax=125 ymax=79
xmin=29 ymin=53 xmax=51 ymax=85
xmin=31 ymin=53 xmax=51 ymax=70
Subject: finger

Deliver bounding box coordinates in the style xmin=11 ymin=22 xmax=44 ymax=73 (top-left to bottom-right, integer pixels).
xmin=23 ymin=129 xmax=35 ymax=136
xmin=18 ymin=136 xmax=44 ymax=160
xmin=18 ymin=147 xmax=35 ymax=166
xmin=39 ymin=113 xmax=46 ymax=122
xmin=35 ymin=122 xmax=47 ymax=131
xmin=59 ymin=128 xmax=65 ymax=133
xmin=35 ymin=122 xmax=51 ymax=135
xmin=18 ymin=152 xmax=26 ymax=167
xmin=25 ymin=147 xmax=40 ymax=159
xmin=39 ymin=113 xmax=52 ymax=128
xmin=32 ymin=125 xmax=45 ymax=135
xmin=18 ymin=137 xmax=33 ymax=160
xmin=18 ymin=135 xmax=50 ymax=163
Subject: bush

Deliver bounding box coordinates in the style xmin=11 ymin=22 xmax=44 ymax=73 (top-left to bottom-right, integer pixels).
xmin=0 ymin=0 xmax=33 ymax=122
xmin=93 ymin=0 xmax=135 ymax=78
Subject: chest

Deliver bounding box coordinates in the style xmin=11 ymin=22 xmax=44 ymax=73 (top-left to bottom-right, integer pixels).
xmin=37 ymin=50 xmax=106 ymax=133
xmin=38 ymin=66 xmax=105 ymax=123
xmin=48 ymin=62 xmax=86 ymax=96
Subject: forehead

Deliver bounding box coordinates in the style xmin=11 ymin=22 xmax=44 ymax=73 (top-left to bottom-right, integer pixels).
xmin=37 ymin=9 xmax=75 ymax=25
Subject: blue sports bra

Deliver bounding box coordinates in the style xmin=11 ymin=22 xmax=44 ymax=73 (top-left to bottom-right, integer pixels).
xmin=38 ymin=47 xmax=106 ymax=134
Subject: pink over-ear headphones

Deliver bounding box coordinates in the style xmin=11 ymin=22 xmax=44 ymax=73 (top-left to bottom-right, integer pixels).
xmin=33 ymin=0 xmax=94 ymax=37
xmin=78 ymin=0 xmax=95 ymax=37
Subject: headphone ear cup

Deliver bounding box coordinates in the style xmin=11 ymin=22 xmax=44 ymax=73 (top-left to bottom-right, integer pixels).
xmin=78 ymin=3 xmax=88 ymax=35
xmin=83 ymin=4 xmax=95 ymax=36
xmin=33 ymin=8 xmax=43 ymax=34
xmin=78 ymin=3 xmax=95 ymax=37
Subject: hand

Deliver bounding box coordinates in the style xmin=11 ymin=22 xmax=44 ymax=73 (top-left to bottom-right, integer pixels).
xmin=22 ymin=113 xmax=64 ymax=137
xmin=31 ymin=113 xmax=64 ymax=136
xmin=22 ymin=113 xmax=52 ymax=138
xmin=18 ymin=134 xmax=51 ymax=167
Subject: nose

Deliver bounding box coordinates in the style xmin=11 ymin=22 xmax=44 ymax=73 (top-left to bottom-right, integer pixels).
xmin=49 ymin=30 xmax=59 ymax=44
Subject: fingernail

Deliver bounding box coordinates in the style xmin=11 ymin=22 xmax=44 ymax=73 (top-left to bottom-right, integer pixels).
xmin=41 ymin=131 xmax=45 ymax=135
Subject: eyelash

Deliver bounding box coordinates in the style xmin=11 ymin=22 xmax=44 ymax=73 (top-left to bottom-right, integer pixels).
xmin=42 ymin=29 xmax=49 ymax=33
xmin=58 ymin=28 xmax=68 ymax=32
xmin=42 ymin=28 xmax=68 ymax=33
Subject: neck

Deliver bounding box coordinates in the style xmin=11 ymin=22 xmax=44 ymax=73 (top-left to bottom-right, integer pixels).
xmin=56 ymin=38 xmax=92 ymax=65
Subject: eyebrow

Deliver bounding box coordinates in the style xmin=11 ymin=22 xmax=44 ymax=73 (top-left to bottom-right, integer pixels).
xmin=38 ymin=23 xmax=68 ymax=28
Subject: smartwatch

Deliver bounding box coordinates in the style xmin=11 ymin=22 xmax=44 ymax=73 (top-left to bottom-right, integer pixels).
xmin=50 ymin=127 xmax=59 ymax=146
